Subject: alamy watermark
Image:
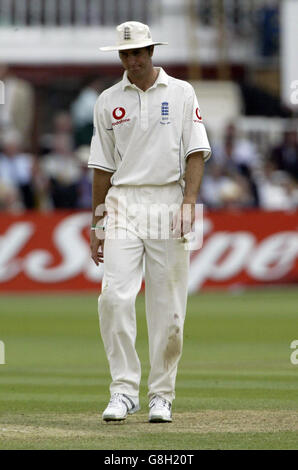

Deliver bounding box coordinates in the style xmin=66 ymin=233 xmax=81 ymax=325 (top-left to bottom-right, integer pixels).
xmin=93 ymin=199 xmax=204 ymax=251
xmin=290 ymin=80 xmax=298 ymax=105
xmin=290 ymin=340 xmax=298 ymax=365
xmin=0 ymin=341 xmax=5 ymax=365
xmin=0 ymin=80 xmax=4 ymax=105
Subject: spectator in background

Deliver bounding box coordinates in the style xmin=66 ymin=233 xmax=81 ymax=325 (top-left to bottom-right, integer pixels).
xmin=200 ymin=162 xmax=254 ymax=209
xmin=270 ymin=129 xmax=298 ymax=183
xmin=0 ymin=129 xmax=36 ymax=209
xmin=200 ymin=163 xmax=227 ymax=209
xmin=71 ymin=77 xmax=102 ymax=147
xmin=75 ymin=145 xmax=92 ymax=209
xmin=41 ymin=133 xmax=81 ymax=208
xmin=0 ymin=180 xmax=22 ymax=211
xmin=0 ymin=64 xmax=34 ymax=151
xmin=39 ymin=111 xmax=74 ymax=156
xmin=256 ymin=160 xmax=298 ymax=210
xmin=257 ymin=0 xmax=279 ymax=57
xmin=219 ymin=173 xmax=254 ymax=209
xmin=212 ymin=123 xmax=260 ymax=207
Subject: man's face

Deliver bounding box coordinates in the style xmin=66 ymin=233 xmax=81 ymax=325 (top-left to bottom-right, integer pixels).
xmin=119 ymin=47 xmax=153 ymax=77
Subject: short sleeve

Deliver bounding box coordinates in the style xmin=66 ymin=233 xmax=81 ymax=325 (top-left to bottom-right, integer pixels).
xmin=88 ymin=93 xmax=116 ymax=173
xmin=182 ymin=86 xmax=211 ymax=162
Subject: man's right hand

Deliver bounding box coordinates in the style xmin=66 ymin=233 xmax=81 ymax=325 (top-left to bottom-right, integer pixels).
xmin=90 ymin=229 xmax=105 ymax=265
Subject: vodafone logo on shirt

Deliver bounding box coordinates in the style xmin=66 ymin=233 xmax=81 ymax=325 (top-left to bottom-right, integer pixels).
xmin=112 ymin=107 xmax=130 ymax=126
xmin=113 ymin=107 xmax=126 ymax=120
xmin=194 ymin=107 xmax=203 ymax=122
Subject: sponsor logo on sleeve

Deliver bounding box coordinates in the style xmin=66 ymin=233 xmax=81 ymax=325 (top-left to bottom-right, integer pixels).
xmin=194 ymin=106 xmax=203 ymax=123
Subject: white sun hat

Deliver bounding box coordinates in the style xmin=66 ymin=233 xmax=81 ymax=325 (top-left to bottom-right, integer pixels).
xmin=100 ymin=21 xmax=168 ymax=51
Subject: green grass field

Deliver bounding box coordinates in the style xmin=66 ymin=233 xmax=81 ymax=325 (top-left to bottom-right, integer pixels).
xmin=0 ymin=289 xmax=298 ymax=450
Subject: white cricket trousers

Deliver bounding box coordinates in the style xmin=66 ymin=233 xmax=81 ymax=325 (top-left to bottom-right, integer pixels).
xmin=98 ymin=183 xmax=190 ymax=403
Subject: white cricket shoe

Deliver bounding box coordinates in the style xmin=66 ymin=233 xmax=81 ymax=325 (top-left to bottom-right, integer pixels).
xmin=149 ymin=395 xmax=172 ymax=423
xmin=102 ymin=393 xmax=140 ymax=421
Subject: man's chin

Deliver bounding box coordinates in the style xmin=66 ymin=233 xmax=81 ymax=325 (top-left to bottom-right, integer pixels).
xmin=129 ymin=68 xmax=142 ymax=75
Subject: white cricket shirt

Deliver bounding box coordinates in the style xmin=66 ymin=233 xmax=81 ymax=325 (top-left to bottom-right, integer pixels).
xmin=88 ymin=67 xmax=211 ymax=186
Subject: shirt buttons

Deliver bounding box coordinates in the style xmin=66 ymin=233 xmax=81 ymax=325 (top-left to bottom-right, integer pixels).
xmin=139 ymin=92 xmax=148 ymax=131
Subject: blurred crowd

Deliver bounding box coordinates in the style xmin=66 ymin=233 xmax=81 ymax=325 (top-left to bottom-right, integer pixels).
xmin=0 ymin=67 xmax=100 ymax=212
xmin=200 ymin=123 xmax=298 ymax=210
xmin=0 ymin=65 xmax=298 ymax=212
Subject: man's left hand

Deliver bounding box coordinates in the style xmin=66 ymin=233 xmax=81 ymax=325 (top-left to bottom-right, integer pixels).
xmin=171 ymin=199 xmax=196 ymax=239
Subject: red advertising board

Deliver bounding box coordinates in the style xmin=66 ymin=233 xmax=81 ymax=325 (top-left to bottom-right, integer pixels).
xmin=0 ymin=210 xmax=298 ymax=292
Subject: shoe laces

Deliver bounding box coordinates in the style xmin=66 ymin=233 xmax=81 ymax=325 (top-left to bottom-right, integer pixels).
xmin=150 ymin=395 xmax=171 ymax=410
xmin=109 ymin=393 xmax=125 ymax=406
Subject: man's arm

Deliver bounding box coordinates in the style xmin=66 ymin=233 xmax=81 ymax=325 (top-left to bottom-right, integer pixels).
xmin=183 ymin=151 xmax=205 ymax=205
xmin=90 ymin=168 xmax=112 ymax=265
xmin=173 ymin=151 xmax=205 ymax=237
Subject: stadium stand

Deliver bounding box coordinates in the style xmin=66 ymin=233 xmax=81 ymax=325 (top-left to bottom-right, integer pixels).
xmin=0 ymin=0 xmax=297 ymax=211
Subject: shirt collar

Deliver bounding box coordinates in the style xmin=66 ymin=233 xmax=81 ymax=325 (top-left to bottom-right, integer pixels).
xmin=122 ymin=67 xmax=169 ymax=91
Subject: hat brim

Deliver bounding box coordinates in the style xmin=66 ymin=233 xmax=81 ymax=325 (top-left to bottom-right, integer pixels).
xmin=100 ymin=40 xmax=168 ymax=52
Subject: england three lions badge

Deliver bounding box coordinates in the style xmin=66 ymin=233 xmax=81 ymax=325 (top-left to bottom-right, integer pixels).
xmin=160 ymin=101 xmax=171 ymax=124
